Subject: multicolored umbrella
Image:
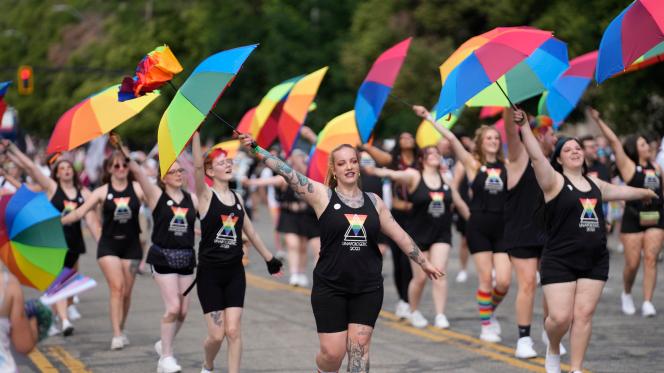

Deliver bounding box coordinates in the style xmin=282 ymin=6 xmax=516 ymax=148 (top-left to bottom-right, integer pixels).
xmin=435 ymin=27 xmax=569 ymax=120
xmin=355 ymin=38 xmax=412 ymax=143
xmin=479 ymin=106 xmax=504 ymax=119
xmin=307 ymin=111 xmax=362 ymax=183
xmin=47 ymin=84 xmax=159 ymax=154
xmin=0 ymin=186 xmax=67 ymax=291
xmin=157 ymin=44 xmax=257 ymax=177
xmin=0 ymin=81 xmax=11 ymax=120
xmin=278 ymin=67 xmax=328 ymax=157
xmin=119 ymin=45 xmax=183 ymax=101
xmin=596 ymin=0 xmax=664 ymax=83
xmin=539 ymin=51 xmax=598 ymax=126
xmin=210 ymin=139 xmax=241 ymax=159
xmin=415 ymin=107 xmax=461 ymax=149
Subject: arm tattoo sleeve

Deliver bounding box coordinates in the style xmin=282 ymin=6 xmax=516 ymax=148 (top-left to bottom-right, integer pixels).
xmin=256 ymin=147 xmax=315 ymax=196
xmin=406 ymin=237 xmax=425 ymax=265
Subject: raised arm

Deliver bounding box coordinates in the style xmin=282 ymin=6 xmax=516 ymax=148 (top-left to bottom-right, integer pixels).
xmin=587 ymin=108 xmax=635 ymax=182
xmin=191 ymin=132 xmax=212 ymax=208
xmin=360 ymin=143 xmax=393 ymax=167
xmin=5 ymin=142 xmax=56 ymax=196
xmin=518 ymin=119 xmax=563 ymax=201
xmin=505 ymin=108 xmax=528 ymax=164
xmin=239 ymin=134 xmax=330 ymax=215
xmin=591 ymin=176 xmax=658 ymax=202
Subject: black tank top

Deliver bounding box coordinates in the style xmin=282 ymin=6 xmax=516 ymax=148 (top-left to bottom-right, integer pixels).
xmin=100 ymin=183 xmax=141 ymax=242
xmin=626 ymin=162 xmax=663 ymax=213
xmin=51 ymin=185 xmax=86 ymax=254
xmin=408 ymin=172 xmax=453 ymax=242
xmin=276 ymin=185 xmax=299 ymax=203
xmin=544 ymin=175 xmax=606 ymax=267
xmin=470 ymin=161 xmax=507 ymax=213
xmin=151 ymin=190 xmax=196 ymax=249
xmin=199 ymin=191 xmax=244 ymax=266
xmin=314 ymin=191 xmax=382 ymax=293
xmin=504 ymin=164 xmax=545 ymax=249
xmin=361 ymin=173 xmax=383 ymax=196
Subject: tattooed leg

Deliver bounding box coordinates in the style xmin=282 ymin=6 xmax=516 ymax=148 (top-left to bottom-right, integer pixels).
xmin=347 ymin=325 xmax=373 ymax=373
xmin=203 ymin=310 xmax=225 ymax=370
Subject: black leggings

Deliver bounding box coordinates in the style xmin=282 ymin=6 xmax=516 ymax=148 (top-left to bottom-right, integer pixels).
xmin=388 ymin=237 xmax=412 ymax=302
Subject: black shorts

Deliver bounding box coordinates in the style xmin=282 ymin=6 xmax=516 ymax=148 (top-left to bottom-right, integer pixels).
xmin=97 ymin=237 xmax=143 ymax=260
xmin=63 ymin=251 xmax=80 ymax=269
xmin=277 ymin=211 xmax=320 ymax=239
xmin=466 ymin=212 xmax=506 ymax=254
xmin=508 ymin=245 xmax=543 ymax=259
xmin=196 ymin=263 xmax=246 ymax=314
xmin=540 ymin=252 xmax=609 ymax=285
xmin=454 ymin=213 xmax=467 ymax=235
xmin=311 ymin=281 xmax=383 ymax=333
xmin=417 ymin=228 xmax=452 ymax=250
xmin=621 ymin=207 xmax=664 ymax=233
xmin=151 ymin=264 xmax=194 ymax=276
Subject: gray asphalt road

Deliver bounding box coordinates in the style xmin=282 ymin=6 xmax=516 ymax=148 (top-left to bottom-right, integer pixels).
xmin=15 ymin=204 xmax=664 ymax=372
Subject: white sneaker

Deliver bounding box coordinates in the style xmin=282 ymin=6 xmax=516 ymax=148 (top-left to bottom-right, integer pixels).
xmin=489 ymin=315 xmax=501 ymax=335
xmin=289 ymin=273 xmax=299 ymax=286
xmin=200 ymin=365 xmax=213 ymax=373
xmin=409 ymin=310 xmax=428 ymax=328
xmin=621 ymin=292 xmax=636 ymax=315
xmin=395 ymin=300 xmax=411 ymax=320
xmin=62 ymin=319 xmax=74 ymax=337
xmin=157 ymin=356 xmax=182 ymax=373
xmin=514 ymin=336 xmax=537 ymax=359
xmin=155 ymin=340 xmax=163 ymax=357
xmin=110 ymin=336 xmax=124 ymax=350
xmin=48 ymin=323 xmax=61 ymax=337
xmin=296 ymin=273 xmax=309 ymax=287
xmin=544 ymin=346 xmax=561 ymax=373
xmin=73 ymin=295 xmax=80 ymax=304
xmin=120 ymin=333 xmax=130 ymax=346
xmin=642 ymin=301 xmax=657 ymax=317
xmin=434 ymin=314 xmax=450 ymax=329
xmin=455 ymin=270 xmax=468 ymax=283
xmin=541 ymin=330 xmax=567 ymax=356
xmin=67 ymin=305 xmax=82 ymax=321
xmin=479 ymin=325 xmax=501 ymax=343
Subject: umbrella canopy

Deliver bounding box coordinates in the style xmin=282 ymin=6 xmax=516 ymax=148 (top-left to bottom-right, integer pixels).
xmin=479 ymin=106 xmax=504 ymax=119
xmin=435 ymin=27 xmax=569 ymax=120
xmin=415 ymin=107 xmax=461 ymax=149
xmin=0 ymin=81 xmax=10 ymax=121
xmin=355 ymin=38 xmax=412 ymax=143
xmin=539 ymin=51 xmax=598 ymax=126
xmin=119 ymin=45 xmax=183 ymax=101
xmin=596 ymin=0 xmax=664 ymax=83
xmin=307 ymin=111 xmax=362 ymax=183
xmin=157 ymin=44 xmax=257 ymax=177
xmin=0 ymin=186 xmax=67 ymax=291
xmin=210 ymin=139 xmax=241 ymax=159
xmin=277 ymin=67 xmax=328 ymax=157
xmin=47 ymin=84 xmax=159 ymax=154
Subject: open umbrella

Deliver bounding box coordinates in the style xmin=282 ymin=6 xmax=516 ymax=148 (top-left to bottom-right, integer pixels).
xmin=415 ymin=106 xmax=461 ymax=149
xmin=0 ymin=186 xmax=67 ymax=291
xmin=0 ymin=81 xmax=11 ymax=120
xmin=119 ymin=45 xmax=183 ymax=101
xmin=435 ymin=27 xmax=569 ymax=120
xmin=157 ymin=44 xmax=257 ymax=177
xmin=47 ymin=84 xmax=159 ymax=154
xmin=277 ymin=67 xmax=328 ymax=157
xmin=539 ymin=51 xmax=598 ymax=126
xmin=307 ymin=111 xmax=362 ymax=183
xmin=354 ymin=38 xmax=412 ymax=143
xmin=596 ymin=0 xmax=664 ymax=83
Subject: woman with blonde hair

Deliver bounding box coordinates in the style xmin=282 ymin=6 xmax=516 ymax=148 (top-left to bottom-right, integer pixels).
xmin=239 ymin=133 xmax=442 ymax=373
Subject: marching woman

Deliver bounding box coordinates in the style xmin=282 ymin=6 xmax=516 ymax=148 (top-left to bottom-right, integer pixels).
xmin=239 ymin=133 xmax=442 ymax=373
xmin=413 ymin=105 xmax=511 ymax=342
xmin=588 ymin=108 xmax=664 ymax=317
xmin=109 ymin=135 xmax=197 ymax=373
xmin=62 ymin=145 xmax=145 ymax=350
xmin=517 ymin=115 xmax=657 ymax=373
xmin=191 ymin=132 xmax=282 ymax=373
xmin=366 ymin=145 xmax=470 ymax=329
xmin=5 ymin=142 xmax=101 ymax=336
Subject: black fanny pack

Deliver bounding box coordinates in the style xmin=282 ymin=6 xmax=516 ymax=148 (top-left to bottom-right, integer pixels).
xmin=147 ymin=244 xmax=196 ymax=270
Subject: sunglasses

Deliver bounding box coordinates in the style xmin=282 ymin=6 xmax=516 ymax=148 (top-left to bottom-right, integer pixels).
xmin=113 ymin=162 xmax=128 ymax=170
xmin=166 ymin=168 xmax=186 ymax=175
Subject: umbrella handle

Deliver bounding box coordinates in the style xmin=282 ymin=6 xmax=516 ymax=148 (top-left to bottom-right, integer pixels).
xmin=495 ymin=81 xmax=518 ymax=111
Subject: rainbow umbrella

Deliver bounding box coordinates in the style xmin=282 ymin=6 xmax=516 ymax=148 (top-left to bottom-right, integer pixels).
xmin=47 ymin=84 xmax=159 ymax=154
xmin=119 ymin=45 xmax=183 ymax=101
xmin=596 ymin=0 xmax=664 ymax=83
xmin=307 ymin=111 xmax=362 ymax=183
xmin=415 ymin=106 xmax=461 ymax=149
xmin=0 ymin=81 xmax=11 ymax=121
xmin=210 ymin=139 xmax=241 ymax=159
xmin=355 ymin=38 xmax=412 ymax=143
xmin=0 ymin=186 xmax=67 ymax=291
xmin=278 ymin=67 xmax=328 ymax=157
xmin=158 ymin=44 xmax=257 ymax=177
xmin=539 ymin=51 xmax=598 ymax=126
xmin=435 ymin=27 xmax=569 ymax=120
xmin=479 ymin=106 xmax=504 ymax=119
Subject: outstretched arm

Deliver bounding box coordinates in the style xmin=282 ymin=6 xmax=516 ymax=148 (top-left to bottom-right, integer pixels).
xmin=361 ymin=143 xmax=393 ymax=167
xmin=518 ymin=119 xmax=563 ymax=201
xmin=80 ymin=187 xmax=101 ymax=241
xmin=239 ymin=134 xmax=330 ymax=215
xmin=5 ymin=142 xmax=56 ymax=196
xmin=242 ymin=175 xmax=286 ymax=188
xmin=61 ymin=186 xmax=103 ymax=225
xmin=591 ymin=177 xmax=658 ymax=202
xmin=365 ymin=167 xmax=417 ymax=191
xmin=587 ymin=108 xmax=635 ymax=182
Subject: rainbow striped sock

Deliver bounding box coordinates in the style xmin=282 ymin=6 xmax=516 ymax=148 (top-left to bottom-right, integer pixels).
xmin=491 ymin=287 xmax=508 ymax=312
xmin=477 ymin=289 xmax=492 ymax=326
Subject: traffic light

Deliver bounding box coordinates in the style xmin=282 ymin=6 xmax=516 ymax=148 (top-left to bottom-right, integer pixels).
xmin=17 ymin=65 xmax=33 ymax=95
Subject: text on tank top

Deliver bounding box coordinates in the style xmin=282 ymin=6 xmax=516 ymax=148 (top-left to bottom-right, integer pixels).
xmin=470 ymin=161 xmax=507 ymax=213
xmin=626 ymin=162 xmax=663 ymax=212
xmin=504 ymin=163 xmax=545 ymax=247
xmin=314 ymin=191 xmax=382 ymax=293
xmin=101 ymin=183 xmax=141 ymax=241
xmin=408 ymin=172 xmax=453 ymax=241
xmin=151 ymin=190 xmax=197 ymax=249
xmin=199 ymin=191 xmax=244 ymax=266
xmin=51 ymin=185 xmax=86 ymax=253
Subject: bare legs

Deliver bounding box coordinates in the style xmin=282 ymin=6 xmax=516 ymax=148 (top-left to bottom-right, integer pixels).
xmin=316 ymin=324 xmax=374 ymax=373
xmin=154 ymin=272 xmax=194 ymax=357
xmin=203 ymin=307 xmax=243 ymax=373
xmin=98 ymin=256 xmax=137 ymax=338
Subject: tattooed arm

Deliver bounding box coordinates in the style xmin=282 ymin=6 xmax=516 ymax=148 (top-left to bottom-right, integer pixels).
xmin=239 ymin=134 xmax=330 ymax=215
xmin=369 ymin=193 xmax=443 ymax=279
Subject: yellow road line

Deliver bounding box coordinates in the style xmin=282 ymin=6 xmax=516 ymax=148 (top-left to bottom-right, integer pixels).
xmin=45 ymin=345 xmax=91 ymax=372
xmin=246 ymin=272 xmax=590 ymax=373
xmin=27 ymin=348 xmax=58 ymax=372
